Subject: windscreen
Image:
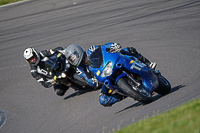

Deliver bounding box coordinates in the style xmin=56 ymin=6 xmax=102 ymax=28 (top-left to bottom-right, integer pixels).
xmin=45 ymin=54 xmax=59 ymax=71
xmin=89 ymin=47 xmax=103 ymax=68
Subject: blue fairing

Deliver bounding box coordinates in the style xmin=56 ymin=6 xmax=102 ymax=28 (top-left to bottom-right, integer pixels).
xmin=89 ymin=45 xmax=158 ymax=94
xmin=89 ymin=46 xmax=121 ymax=82
xmin=121 ymin=55 xmax=158 ymax=92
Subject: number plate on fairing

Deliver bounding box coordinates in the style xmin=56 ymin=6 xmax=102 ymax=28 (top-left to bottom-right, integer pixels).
xmin=130 ymin=61 xmax=145 ymax=71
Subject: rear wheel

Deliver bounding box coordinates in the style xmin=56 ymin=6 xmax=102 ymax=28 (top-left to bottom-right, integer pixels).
xmin=155 ymin=76 xmax=171 ymax=95
xmin=116 ymin=77 xmax=153 ymax=104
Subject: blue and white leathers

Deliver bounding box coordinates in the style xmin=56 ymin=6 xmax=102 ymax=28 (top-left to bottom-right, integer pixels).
xmin=76 ymin=64 xmax=97 ymax=87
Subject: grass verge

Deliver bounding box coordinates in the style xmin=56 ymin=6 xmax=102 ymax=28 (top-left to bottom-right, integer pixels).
xmin=0 ymin=0 xmax=23 ymax=6
xmin=112 ymin=98 xmax=200 ymax=133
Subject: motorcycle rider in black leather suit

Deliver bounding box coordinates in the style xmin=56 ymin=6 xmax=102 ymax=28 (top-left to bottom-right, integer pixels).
xmin=23 ymin=47 xmax=68 ymax=96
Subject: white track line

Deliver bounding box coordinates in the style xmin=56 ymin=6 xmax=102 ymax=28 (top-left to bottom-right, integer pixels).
xmin=0 ymin=110 xmax=6 ymax=129
xmin=0 ymin=0 xmax=31 ymax=8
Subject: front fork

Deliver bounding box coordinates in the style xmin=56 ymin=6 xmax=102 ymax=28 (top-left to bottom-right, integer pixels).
xmin=122 ymin=70 xmax=141 ymax=87
xmin=116 ymin=71 xmax=152 ymax=97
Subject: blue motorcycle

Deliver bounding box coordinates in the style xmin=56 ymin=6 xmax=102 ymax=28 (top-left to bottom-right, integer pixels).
xmin=89 ymin=45 xmax=171 ymax=104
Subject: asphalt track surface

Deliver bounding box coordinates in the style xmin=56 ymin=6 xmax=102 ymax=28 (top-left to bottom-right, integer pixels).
xmin=0 ymin=0 xmax=200 ymax=133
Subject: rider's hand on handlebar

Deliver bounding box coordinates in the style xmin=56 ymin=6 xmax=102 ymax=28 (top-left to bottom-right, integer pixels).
xmin=92 ymin=78 xmax=99 ymax=87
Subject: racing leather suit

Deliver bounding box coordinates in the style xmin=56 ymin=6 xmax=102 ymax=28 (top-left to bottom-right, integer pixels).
xmin=76 ymin=64 xmax=98 ymax=88
xmin=30 ymin=47 xmax=68 ymax=96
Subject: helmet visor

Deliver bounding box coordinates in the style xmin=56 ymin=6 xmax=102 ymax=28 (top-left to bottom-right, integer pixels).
xmin=27 ymin=53 xmax=38 ymax=64
xmin=67 ymin=51 xmax=79 ymax=64
xmin=27 ymin=56 xmax=37 ymax=64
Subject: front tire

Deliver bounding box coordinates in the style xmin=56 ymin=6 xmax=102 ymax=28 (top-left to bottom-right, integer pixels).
xmin=155 ymin=76 xmax=171 ymax=95
xmin=116 ymin=77 xmax=153 ymax=104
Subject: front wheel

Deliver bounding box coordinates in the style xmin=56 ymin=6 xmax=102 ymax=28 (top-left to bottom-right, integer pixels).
xmin=155 ymin=76 xmax=171 ymax=95
xmin=116 ymin=77 xmax=153 ymax=104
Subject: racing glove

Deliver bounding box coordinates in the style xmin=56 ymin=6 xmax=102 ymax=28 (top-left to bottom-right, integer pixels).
xmin=110 ymin=43 xmax=122 ymax=53
xmin=91 ymin=78 xmax=99 ymax=88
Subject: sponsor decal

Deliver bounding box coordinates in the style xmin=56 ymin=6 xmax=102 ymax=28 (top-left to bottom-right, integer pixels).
xmin=96 ymin=70 xmax=100 ymax=76
xmin=57 ymin=53 xmax=61 ymax=57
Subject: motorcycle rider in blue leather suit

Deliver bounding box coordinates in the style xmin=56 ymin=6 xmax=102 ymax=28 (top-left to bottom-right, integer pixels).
xmin=65 ymin=42 xmax=156 ymax=107
xmin=64 ymin=44 xmax=99 ymax=89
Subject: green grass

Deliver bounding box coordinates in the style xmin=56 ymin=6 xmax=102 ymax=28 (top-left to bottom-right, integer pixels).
xmin=112 ymin=99 xmax=200 ymax=133
xmin=0 ymin=0 xmax=23 ymax=6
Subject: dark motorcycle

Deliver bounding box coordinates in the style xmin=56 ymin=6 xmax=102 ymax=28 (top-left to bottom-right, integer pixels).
xmin=44 ymin=52 xmax=95 ymax=91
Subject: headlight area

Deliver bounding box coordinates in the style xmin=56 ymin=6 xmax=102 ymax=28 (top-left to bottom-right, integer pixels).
xmin=101 ymin=61 xmax=113 ymax=77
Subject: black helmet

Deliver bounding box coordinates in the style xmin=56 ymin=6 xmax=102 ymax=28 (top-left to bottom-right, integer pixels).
xmin=64 ymin=44 xmax=85 ymax=67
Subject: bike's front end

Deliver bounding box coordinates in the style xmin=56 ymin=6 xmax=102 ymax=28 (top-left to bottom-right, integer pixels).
xmin=89 ymin=45 xmax=171 ymax=104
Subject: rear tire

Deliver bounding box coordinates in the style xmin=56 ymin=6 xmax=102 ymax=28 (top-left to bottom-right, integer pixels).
xmin=116 ymin=77 xmax=153 ymax=104
xmin=155 ymin=76 xmax=171 ymax=95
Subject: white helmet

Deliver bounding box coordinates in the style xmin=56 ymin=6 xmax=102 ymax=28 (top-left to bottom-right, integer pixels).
xmin=23 ymin=47 xmax=40 ymax=66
